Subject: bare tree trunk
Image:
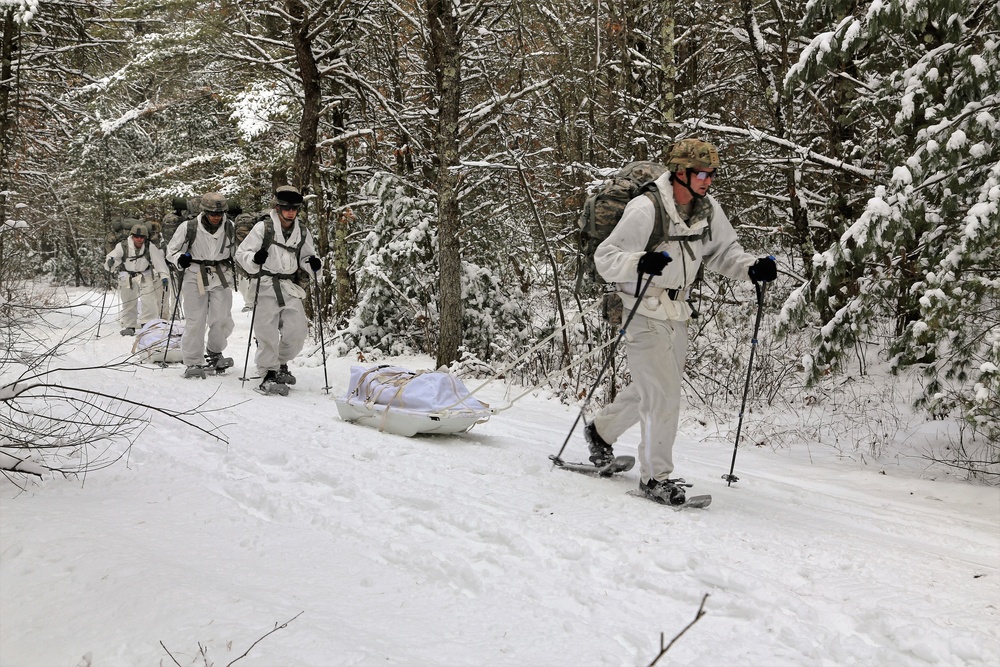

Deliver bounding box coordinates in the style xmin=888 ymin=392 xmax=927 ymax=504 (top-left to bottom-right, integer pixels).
xmin=426 ymin=0 xmax=462 ymax=369
xmin=660 ymin=0 xmax=676 ymax=147
xmin=287 ymin=0 xmax=321 ymax=193
xmin=0 ymin=8 xmax=17 ymax=293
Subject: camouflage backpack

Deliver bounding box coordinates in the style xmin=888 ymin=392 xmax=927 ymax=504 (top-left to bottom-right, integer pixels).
xmin=576 ymin=161 xmax=669 ymax=292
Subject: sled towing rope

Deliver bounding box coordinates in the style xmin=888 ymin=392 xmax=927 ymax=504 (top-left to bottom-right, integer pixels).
xmin=722 ymin=279 xmax=767 ymax=486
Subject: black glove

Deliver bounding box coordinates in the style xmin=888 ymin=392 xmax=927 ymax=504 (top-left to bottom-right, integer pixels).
xmin=253 ymin=248 xmax=269 ymax=265
xmin=177 ymin=253 xmax=192 ymax=269
xmin=306 ymin=256 xmax=321 ymax=272
xmin=748 ymin=256 xmax=777 ymax=283
xmin=637 ymin=251 xmax=671 ymax=276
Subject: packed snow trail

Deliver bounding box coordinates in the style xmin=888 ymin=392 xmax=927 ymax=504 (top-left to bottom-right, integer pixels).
xmin=1 ymin=288 xmax=998 ymax=666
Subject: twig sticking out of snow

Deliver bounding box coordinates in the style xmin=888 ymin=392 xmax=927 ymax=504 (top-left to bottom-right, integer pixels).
xmin=647 ymin=594 xmax=709 ymax=667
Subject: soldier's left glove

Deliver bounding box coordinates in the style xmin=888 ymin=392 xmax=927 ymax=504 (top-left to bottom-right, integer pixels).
xmin=162 ymin=277 xmax=169 ymax=286
xmin=306 ymin=256 xmax=321 ymax=272
xmin=748 ymin=256 xmax=777 ymax=283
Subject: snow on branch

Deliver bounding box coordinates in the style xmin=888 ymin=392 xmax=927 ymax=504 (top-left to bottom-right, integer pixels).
xmin=684 ymin=119 xmax=877 ymax=178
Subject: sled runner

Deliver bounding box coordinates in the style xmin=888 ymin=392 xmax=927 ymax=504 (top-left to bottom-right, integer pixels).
xmin=131 ymin=318 xmax=183 ymax=364
xmin=335 ymin=365 xmax=494 ymax=437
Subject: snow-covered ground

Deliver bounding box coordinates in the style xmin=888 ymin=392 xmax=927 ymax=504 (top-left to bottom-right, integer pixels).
xmin=2 ymin=288 xmax=998 ymax=667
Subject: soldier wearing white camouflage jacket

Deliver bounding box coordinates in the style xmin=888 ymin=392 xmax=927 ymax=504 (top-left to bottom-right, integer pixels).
xmin=234 ymin=186 xmax=321 ymax=396
xmin=105 ymin=223 xmax=170 ymax=337
xmin=166 ymin=192 xmax=237 ymax=378
xmin=586 ymin=138 xmax=778 ymax=505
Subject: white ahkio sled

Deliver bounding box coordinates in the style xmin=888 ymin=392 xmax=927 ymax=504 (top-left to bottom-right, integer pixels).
xmin=334 ymin=365 xmax=495 ymax=437
xmin=131 ymin=318 xmax=184 ymax=364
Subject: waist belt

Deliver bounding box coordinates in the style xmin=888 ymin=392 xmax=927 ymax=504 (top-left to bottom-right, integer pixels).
xmin=258 ymin=270 xmax=298 ymax=307
xmin=191 ymin=258 xmax=233 ymax=290
xmin=644 ymin=285 xmax=687 ymax=302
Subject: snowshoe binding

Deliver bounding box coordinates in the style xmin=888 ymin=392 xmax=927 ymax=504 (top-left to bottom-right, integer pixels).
xmin=120 ymin=327 xmax=136 ymax=336
xmin=257 ymin=370 xmax=289 ymax=396
xmin=273 ymin=363 xmax=296 ymax=385
xmin=639 ymin=477 xmax=687 ymax=506
xmin=205 ymin=350 xmax=234 ymax=374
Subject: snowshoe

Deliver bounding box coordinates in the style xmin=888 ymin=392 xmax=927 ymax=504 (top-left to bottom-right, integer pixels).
xmin=183 ymin=365 xmax=208 ymax=379
xmin=256 ymin=370 xmax=289 ymax=396
xmin=550 ymin=454 xmax=635 ymax=477
xmin=274 ymin=363 xmax=296 ymax=385
xmin=627 ymin=489 xmax=712 ymax=510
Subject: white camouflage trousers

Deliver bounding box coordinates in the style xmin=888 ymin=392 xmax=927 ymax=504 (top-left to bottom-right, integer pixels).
xmin=179 ymin=276 xmax=235 ymax=366
xmin=591 ymin=314 xmax=688 ymax=484
xmin=117 ymin=272 xmax=160 ymax=329
xmin=251 ymin=293 xmax=308 ymax=376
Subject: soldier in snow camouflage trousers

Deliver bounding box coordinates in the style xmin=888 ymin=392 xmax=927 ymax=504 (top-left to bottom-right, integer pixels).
xmin=234 ymin=186 xmax=322 ymax=396
xmin=585 ymin=138 xmax=778 ymax=505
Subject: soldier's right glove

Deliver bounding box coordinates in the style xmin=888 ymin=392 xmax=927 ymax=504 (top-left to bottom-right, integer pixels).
xmin=748 ymin=256 xmax=777 ymax=282
xmin=177 ymin=253 xmax=192 ymax=269
xmin=637 ymin=251 xmax=671 ymax=277
xmin=253 ymin=248 xmax=269 ymax=265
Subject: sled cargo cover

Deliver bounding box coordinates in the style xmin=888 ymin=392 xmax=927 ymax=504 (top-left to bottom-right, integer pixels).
xmin=132 ymin=318 xmax=183 ymax=363
xmin=335 ymin=365 xmax=493 ymax=437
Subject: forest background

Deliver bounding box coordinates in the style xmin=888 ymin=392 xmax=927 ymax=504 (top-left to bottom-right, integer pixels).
xmin=0 ymin=0 xmax=997 ymax=477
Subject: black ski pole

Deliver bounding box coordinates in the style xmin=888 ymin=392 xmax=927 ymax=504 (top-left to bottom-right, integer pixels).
xmin=550 ymin=271 xmax=656 ymax=466
xmin=240 ymin=277 xmax=263 ymax=388
xmin=159 ymin=269 xmax=185 ymax=368
xmin=722 ymin=280 xmax=767 ymax=486
xmin=312 ymin=269 xmax=330 ymax=394
xmin=159 ymin=277 xmax=168 ymax=320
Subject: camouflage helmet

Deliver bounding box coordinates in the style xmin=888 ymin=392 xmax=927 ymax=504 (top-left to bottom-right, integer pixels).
xmin=273 ymin=185 xmax=304 ymax=207
xmin=201 ymin=192 xmax=227 ymax=213
xmin=666 ymin=138 xmax=720 ymax=172
xmin=130 ymin=222 xmax=149 ymax=238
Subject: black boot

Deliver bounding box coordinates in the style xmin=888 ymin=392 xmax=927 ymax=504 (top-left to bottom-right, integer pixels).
xmin=584 ymin=422 xmax=615 ymax=467
xmin=274 ymin=363 xmax=296 ymax=385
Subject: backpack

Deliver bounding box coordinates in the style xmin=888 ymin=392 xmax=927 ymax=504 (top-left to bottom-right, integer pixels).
xmin=576 ymin=161 xmax=669 ymax=293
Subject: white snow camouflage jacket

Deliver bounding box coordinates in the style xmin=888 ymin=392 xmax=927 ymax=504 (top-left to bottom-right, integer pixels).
xmin=594 ymin=172 xmax=756 ymax=321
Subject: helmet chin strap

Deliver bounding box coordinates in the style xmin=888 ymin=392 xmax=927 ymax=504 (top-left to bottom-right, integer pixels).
xmin=672 ymin=169 xmax=707 ymax=200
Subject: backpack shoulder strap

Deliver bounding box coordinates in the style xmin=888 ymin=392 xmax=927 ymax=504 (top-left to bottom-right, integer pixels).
xmin=184 ymin=217 xmax=197 ymax=252
xmin=641 ymin=184 xmax=668 ymax=251
xmin=261 ymin=215 xmax=274 ymax=252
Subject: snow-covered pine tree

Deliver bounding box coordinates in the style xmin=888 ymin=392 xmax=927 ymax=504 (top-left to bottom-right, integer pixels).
xmin=338 ymin=171 xmax=531 ymax=366
xmin=779 ymin=0 xmax=999 ymax=450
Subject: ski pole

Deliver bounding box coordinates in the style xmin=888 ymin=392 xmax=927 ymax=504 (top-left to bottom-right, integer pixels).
xmin=550 ymin=271 xmax=656 ymax=466
xmin=722 ymin=280 xmax=767 ymax=486
xmin=312 ymin=268 xmax=330 ymax=394
xmin=159 ymin=277 xmax=168 ymax=319
xmin=240 ymin=277 xmax=263 ymax=388
xmin=159 ymin=269 xmax=185 ymax=367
